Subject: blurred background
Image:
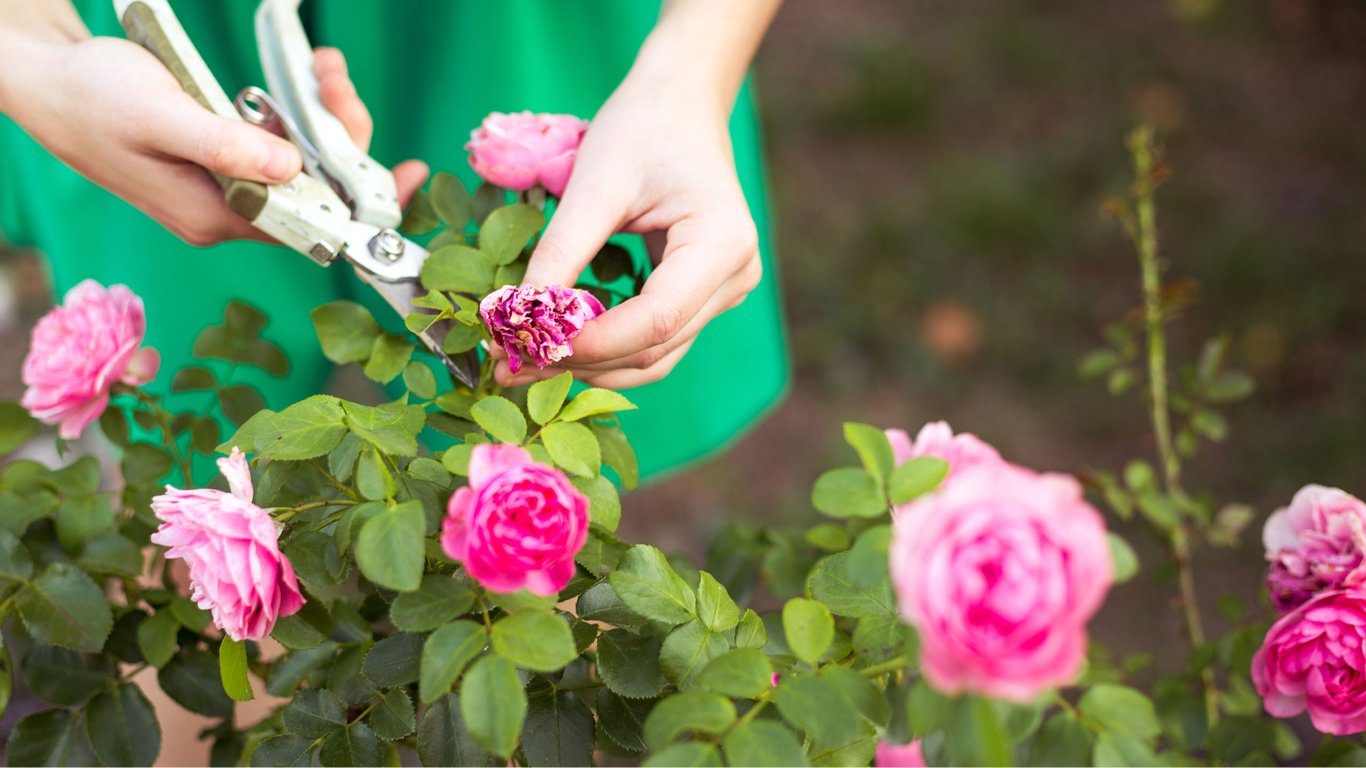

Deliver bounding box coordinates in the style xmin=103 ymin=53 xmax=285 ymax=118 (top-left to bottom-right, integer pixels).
xmin=1 ymin=0 xmax=1364 ymax=710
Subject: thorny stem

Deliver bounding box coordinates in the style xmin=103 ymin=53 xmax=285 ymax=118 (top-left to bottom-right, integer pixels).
xmin=1127 ymin=126 xmax=1217 ymax=727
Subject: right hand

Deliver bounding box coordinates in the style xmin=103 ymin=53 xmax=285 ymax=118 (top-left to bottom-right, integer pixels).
xmin=1 ymin=36 xmax=426 ymax=246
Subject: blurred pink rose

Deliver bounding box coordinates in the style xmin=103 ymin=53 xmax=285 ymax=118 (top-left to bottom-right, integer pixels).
xmin=890 ymin=462 xmax=1112 ymax=702
xmin=876 ymin=740 xmax=926 ymax=767
xmin=480 ymin=284 xmax=604 ymax=373
xmin=1253 ymin=589 xmax=1366 ymax=735
xmin=466 ymin=111 xmax=589 ymax=196
xmin=150 ymin=449 xmax=304 ymax=641
xmin=885 ymin=421 xmax=1004 ymax=487
xmin=441 ymin=444 xmax=589 ymax=596
xmin=1263 ymin=484 xmax=1366 ymax=613
xmin=20 ymin=280 xmax=160 ymax=439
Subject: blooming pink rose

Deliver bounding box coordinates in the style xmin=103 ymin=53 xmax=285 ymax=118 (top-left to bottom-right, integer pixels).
xmin=466 ymin=111 xmax=590 ymax=196
xmin=885 ymin=421 xmax=1004 ymax=486
xmin=890 ymin=462 xmax=1112 ymax=702
xmin=479 ymin=284 xmax=604 ymax=373
xmin=876 ymin=740 xmax=926 ymax=767
xmin=1253 ymin=589 xmax=1366 ymax=735
xmin=150 ymin=449 xmax=304 ymax=641
xmin=441 ymin=444 xmax=589 ymax=596
xmin=1263 ymin=485 xmax=1366 ymax=613
xmin=21 ymin=280 xmax=160 ymax=439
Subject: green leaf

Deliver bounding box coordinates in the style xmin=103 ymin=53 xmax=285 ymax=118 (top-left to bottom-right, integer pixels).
xmin=285 ymin=688 xmax=347 ymax=739
xmin=251 ymin=735 xmax=315 ymax=767
xmin=489 ymin=612 xmax=575 ymax=675
xmin=16 ymin=563 xmax=113 ymax=652
xmin=219 ymin=637 xmax=254 ymax=702
xmin=642 ymin=742 xmax=722 ymax=767
xmin=659 ymin=620 xmax=729 ymax=690
xmin=430 ymin=172 xmax=472 ymax=228
xmin=170 ymin=596 xmax=212 ymax=632
xmin=121 ymin=443 xmax=173 ymax=486
xmin=808 ymin=552 xmax=895 ymax=618
xmin=21 ymin=644 xmax=115 ymax=706
xmin=159 ymin=648 xmax=234 ymax=718
xmin=851 ymin=613 xmax=906 ymax=663
xmin=0 ymin=402 xmax=38 ymax=454
xmin=1092 ymin=733 xmax=1160 ymax=766
xmin=54 ymin=494 xmax=114 ymax=552
xmin=362 ymin=632 xmax=423 ymax=688
xmin=355 ymin=501 xmax=424 ymax=592
xmin=1107 ymin=532 xmax=1139 ymax=584
xmin=403 ymin=362 xmax=438 ymax=400
xmin=528 ymin=371 xmax=574 ymax=425
xmin=401 ymin=187 xmax=440 ymax=234
xmin=577 ymin=582 xmax=650 ymax=633
xmin=0 ymin=529 xmax=33 ymax=580
xmin=596 ymin=689 xmax=652 ymax=752
xmin=812 ymin=467 xmax=887 ymax=518
xmin=217 ymin=408 xmax=275 ymax=453
xmin=944 ymin=696 xmax=1011 ymax=767
xmin=84 ymin=682 xmax=161 ymax=767
xmin=595 ymin=629 xmax=665 ymax=699
xmin=363 ymin=334 xmax=415 ymax=384
xmin=1030 ymin=712 xmax=1094 ymax=767
xmin=571 ymin=475 xmax=621 ymax=531
xmin=820 ymin=665 xmax=890 ymax=726
xmin=7 ymin=709 xmax=96 ymax=767
xmin=592 ymin=422 xmax=639 ymax=490
xmin=558 ymin=388 xmax=637 ymax=422
xmin=783 ymin=598 xmax=835 ymax=666
xmin=256 ymin=395 xmax=347 ymax=460
xmin=266 ymin=643 xmax=336 ymax=698
xmin=695 ymin=571 xmax=740 ymax=633
xmin=805 ymin=523 xmax=850 ymax=551
xmin=311 ymin=301 xmax=382 ymax=364
xmin=642 ymin=691 xmax=735 ymax=751
xmin=171 ymin=365 xmax=217 ymax=393
xmin=76 ymin=533 xmax=141 ymax=578
xmin=343 ymin=400 xmax=424 ymax=457
xmin=521 ymin=684 xmax=596 ymax=767
xmin=773 ymin=676 xmax=861 ymax=746
xmin=420 ymin=620 xmax=485 ymax=704
xmin=221 ymin=384 xmax=268 ymax=426
xmin=461 ymin=654 xmax=528 ymax=758
xmin=888 ymin=456 xmax=950 ymax=505
xmin=320 ymin=723 xmax=380 ymax=767
xmin=844 ymin=422 xmax=895 ymax=485
xmin=697 ymin=647 xmax=774 ymax=699
xmin=471 ymin=396 xmax=527 ymax=444
xmin=735 ymin=608 xmax=768 ymax=649
xmin=422 ymin=245 xmax=495 ymax=294
xmin=418 ymin=694 xmax=493 ymax=767
xmin=1080 ymin=684 xmax=1160 ymax=744
xmin=369 ymin=688 xmax=416 ymax=741
xmin=608 ymin=545 xmax=696 ymax=625
xmin=1207 ymin=371 xmax=1254 ymax=402
xmin=442 ymin=323 xmax=485 ymax=355
xmin=541 ymin=421 xmax=600 ymax=477
xmin=846 ymin=525 xmax=892 ymax=589
xmin=356 ymin=445 xmax=395 ymax=501
xmin=391 ymin=575 xmax=474 ymax=633
xmin=479 ymin=204 xmax=545 ymax=266
xmin=723 ymin=720 xmax=809 ymax=768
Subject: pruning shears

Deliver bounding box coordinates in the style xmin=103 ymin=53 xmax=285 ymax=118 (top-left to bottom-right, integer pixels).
xmin=113 ymin=0 xmax=480 ymax=387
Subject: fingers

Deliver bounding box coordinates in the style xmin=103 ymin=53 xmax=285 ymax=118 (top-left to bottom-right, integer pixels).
xmin=523 ymin=178 xmax=627 ymax=289
xmin=139 ymin=89 xmax=302 ymax=183
xmin=314 ymin=47 xmax=374 ymax=150
xmin=393 ymin=160 xmax=430 ymax=208
xmin=580 ymin=339 xmax=695 ymax=390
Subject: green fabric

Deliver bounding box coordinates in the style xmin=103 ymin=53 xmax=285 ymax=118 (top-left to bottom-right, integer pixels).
xmin=0 ymin=0 xmax=788 ymax=480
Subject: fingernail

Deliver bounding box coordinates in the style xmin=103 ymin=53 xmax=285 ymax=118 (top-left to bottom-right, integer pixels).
xmin=261 ymin=142 xmax=298 ymax=180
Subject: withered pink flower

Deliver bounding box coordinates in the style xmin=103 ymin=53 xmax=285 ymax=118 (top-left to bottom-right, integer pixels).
xmin=1263 ymin=485 xmax=1366 ymax=613
xmin=150 ymin=449 xmax=304 ymax=641
xmin=466 ymin=111 xmax=589 ymax=196
xmin=21 ymin=280 xmax=160 ymax=439
xmin=480 ymin=284 xmax=604 ymax=373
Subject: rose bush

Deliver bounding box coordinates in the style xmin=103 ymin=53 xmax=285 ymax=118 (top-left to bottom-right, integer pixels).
xmin=0 ymin=123 xmax=1351 ymax=767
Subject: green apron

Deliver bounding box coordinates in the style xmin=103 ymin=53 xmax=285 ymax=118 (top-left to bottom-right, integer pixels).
xmin=0 ymin=0 xmax=789 ymax=481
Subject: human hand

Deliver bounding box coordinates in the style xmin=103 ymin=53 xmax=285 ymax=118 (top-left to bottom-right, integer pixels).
xmin=0 ymin=34 xmax=426 ymax=246
xmin=494 ymin=61 xmax=762 ymax=390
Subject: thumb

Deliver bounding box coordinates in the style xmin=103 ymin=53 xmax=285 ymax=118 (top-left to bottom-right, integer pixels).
xmin=148 ymin=92 xmax=303 ymax=183
xmin=523 ymin=186 xmax=623 ymax=288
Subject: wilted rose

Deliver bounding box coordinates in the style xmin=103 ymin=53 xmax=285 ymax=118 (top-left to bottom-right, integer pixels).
xmin=441 ymin=444 xmax=589 ymax=596
xmin=150 ymin=449 xmax=304 ymax=641
xmin=1263 ymin=484 xmax=1366 ymax=612
xmin=466 ymin=111 xmax=589 ymax=196
xmin=890 ymin=462 xmax=1112 ymax=702
xmin=480 ymin=284 xmax=604 ymax=373
xmin=1254 ymin=589 xmax=1366 ymax=735
xmin=21 ymin=280 xmax=160 ymax=439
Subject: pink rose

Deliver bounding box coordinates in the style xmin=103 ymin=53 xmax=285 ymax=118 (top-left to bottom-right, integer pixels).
xmin=150 ymin=448 xmax=304 ymax=641
xmin=885 ymin=421 xmax=1004 ymax=486
xmin=441 ymin=444 xmax=589 ymax=596
xmin=889 ymin=463 xmax=1112 ymax=702
xmin=1263 ymin=484 xmax=1366 ymax=613
xmin=1253 ymin=589 xmax=1366 ymax=735
xmin=466 ymin=111 xmax=590 ymax=196
xmin=876 ymin=740 xmax=926 ymax=767
xmin=20 ymin=280 xmax=160 ymax=439
xmin=479 ymin=284 xmax=604 ymax=374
